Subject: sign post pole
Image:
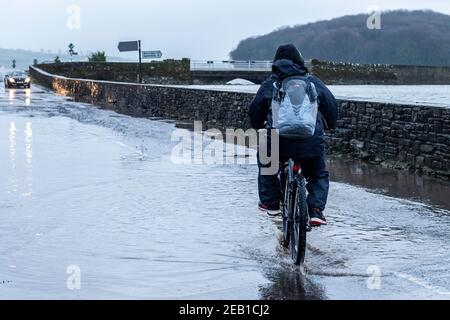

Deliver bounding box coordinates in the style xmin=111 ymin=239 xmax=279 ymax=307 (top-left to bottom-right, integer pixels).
xmin=118 ymin=40 xmax=143 ymax=83
xmin=138 ymin=40 xmax=142 ymax=83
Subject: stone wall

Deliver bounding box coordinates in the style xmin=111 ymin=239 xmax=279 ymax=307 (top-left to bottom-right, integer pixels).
xmin=36 ymin=60 xmax=450 ymax=85
xmin=393 ymin=65 xmax=450 ymax=85
xmin=311 ymin=59 xmax=450 ymax=85
xmin=311 ymin=59 xmax=397 ymax=85
xmin=30 ymin=66 xmax=450 ymax=179
xmin=35 ymin=59 xmax=192 ymax=85
xmin=328 ymin=101 xmax=449 ymax=177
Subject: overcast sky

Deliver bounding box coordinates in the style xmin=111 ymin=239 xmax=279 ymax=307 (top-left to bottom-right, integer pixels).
xmin=3 ymin=0 xmax=450 ymax=60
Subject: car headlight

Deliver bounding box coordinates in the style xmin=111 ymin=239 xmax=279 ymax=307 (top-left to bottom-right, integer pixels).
xmin=25 ymin=77 xmax=31 ymax=83
xmin=8 ymin=78 xmax=15 ymax=83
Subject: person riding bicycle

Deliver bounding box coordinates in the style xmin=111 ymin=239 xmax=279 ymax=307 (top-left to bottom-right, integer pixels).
xmin=249 ymin=44 xmax=338 ymax=226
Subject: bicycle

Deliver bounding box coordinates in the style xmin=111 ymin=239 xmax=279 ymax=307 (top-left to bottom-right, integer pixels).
xmin=280 ymin=159 xmax=312 ymax=265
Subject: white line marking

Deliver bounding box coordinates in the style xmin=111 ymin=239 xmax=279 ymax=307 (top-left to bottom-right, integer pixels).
xmin=395 ymin=272 xmax=450 ymax=296
xmin=115 ymin=141 xmax=149 ymax=158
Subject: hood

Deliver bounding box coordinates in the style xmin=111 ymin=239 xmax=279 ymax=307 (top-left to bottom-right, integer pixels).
xmin=273 ymin=44 xmax=305 ymax=67
xmin=272 ymin=59 xmax=308 ymax=80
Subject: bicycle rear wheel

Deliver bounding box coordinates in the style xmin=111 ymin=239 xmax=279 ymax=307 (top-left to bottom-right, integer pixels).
xmin=291 ymin=176 xmax=308 ymax=265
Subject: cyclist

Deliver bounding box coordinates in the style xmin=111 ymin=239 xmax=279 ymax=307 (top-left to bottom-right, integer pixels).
xmin=249 ymin=44 xmax=338 ymax=226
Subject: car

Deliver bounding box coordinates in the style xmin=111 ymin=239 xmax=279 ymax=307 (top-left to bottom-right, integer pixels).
xmin=4 ymin=70 xmax=31 ymax=89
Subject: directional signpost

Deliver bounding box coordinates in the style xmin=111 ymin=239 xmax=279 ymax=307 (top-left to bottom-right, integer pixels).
xmin=118 ymin=40 xmax=142 ymax=83
xmin=118 ymin=41 xmax=139 ymax=52
xmin=142 ymin=51 xmax=163 ymax=60
xmin=118 ymin=41 xmax=165 ymax=83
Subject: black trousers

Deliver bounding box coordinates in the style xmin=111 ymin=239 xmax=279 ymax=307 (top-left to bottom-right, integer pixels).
xmin=258 ymin=150 xmax=330 ymax=211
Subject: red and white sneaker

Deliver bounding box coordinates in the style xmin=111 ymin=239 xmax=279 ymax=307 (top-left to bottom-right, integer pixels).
xmin=309 ymin=209 xmax=328 ymax=227
xmin=258 ymin=202 xmax=281 ymax=217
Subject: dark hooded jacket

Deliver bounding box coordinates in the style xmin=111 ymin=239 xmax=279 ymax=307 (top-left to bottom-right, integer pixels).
xmin=248 ymin=44 xmax=338 ymax=158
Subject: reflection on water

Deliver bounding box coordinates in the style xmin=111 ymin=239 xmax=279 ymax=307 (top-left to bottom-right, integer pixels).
xmin=25 ymin=89 xmax=31 ymax=106
xmin=24 ymin=122 xmax=33 ymax=197
xmin=328 ymin=156 xmax=450 ymax=210
xmin=6 ymin=88 xmax=32 ymax=106
xmin=9 ymin=89 xmax=15 ymax=103
xmin=9 ymin=121 xmax=17 ymax=193
xmin=5 ymin=121 xmax=34 ymax=197
xmin=260 ymin=267 xmax=325 ymax=300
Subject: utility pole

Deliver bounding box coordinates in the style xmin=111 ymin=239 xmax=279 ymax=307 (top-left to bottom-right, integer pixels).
xmin=138 ymin=40 xmax=143 ymax=83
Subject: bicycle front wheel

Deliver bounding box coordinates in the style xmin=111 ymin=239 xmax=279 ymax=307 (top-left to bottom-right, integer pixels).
xmin=281 ymin=166 xmax=293 ymax=248
xmin=291 ymin=177 xmax=308 ymax=266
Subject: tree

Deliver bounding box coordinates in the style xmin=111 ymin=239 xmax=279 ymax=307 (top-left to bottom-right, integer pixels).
xmin=54 ymin=56 xmax=62 ymax=64
xmin=88 ymin=51 xmax=107 ymax=62
xmin=33 ymin=59 xmax=38 ymax=65
xmin=12 ymin=59 xmax=16 ymax=69
xmin=68 ymin=43 xmax=77 ymax=56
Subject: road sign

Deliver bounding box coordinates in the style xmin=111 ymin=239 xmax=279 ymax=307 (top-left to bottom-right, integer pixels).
xmin=118 ymin=40 xmax=143 ymax=83
xmin=118 ymin=41 xmax=140 ymax=52
xmin=142 ymin=51 xmax=163 ymax=59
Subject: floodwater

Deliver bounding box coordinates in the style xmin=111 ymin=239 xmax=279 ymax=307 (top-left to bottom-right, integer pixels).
xmin=180 ymin=85 xmax=450 ymax=107
xmin=329 ymin=157 xmax=450 ymax=210
xmin=0 ymin=85 xmax=449 ymax=300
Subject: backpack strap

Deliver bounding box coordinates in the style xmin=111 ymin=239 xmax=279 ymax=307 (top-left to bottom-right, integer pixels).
xmin=272 ymin=79 xmax=283 ymax=103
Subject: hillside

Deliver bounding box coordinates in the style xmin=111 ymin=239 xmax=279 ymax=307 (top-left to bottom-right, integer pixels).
xmin=230 ymin=10 xmax=450 ymax=66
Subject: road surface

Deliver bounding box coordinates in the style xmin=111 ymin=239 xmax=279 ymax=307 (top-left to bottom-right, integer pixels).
xmin=0 ymin=85 xmax=449 ymax=299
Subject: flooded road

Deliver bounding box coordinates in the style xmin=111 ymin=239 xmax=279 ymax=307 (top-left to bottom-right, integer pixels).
xmin=0 ymin=85 xmax=449 ymax=299
xmin=179 ymin=85 xmax=450 ymax=108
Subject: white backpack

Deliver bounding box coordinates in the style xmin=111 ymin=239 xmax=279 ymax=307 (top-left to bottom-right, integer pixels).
xmin=272 ymin=76 xmax=319 ymax=139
